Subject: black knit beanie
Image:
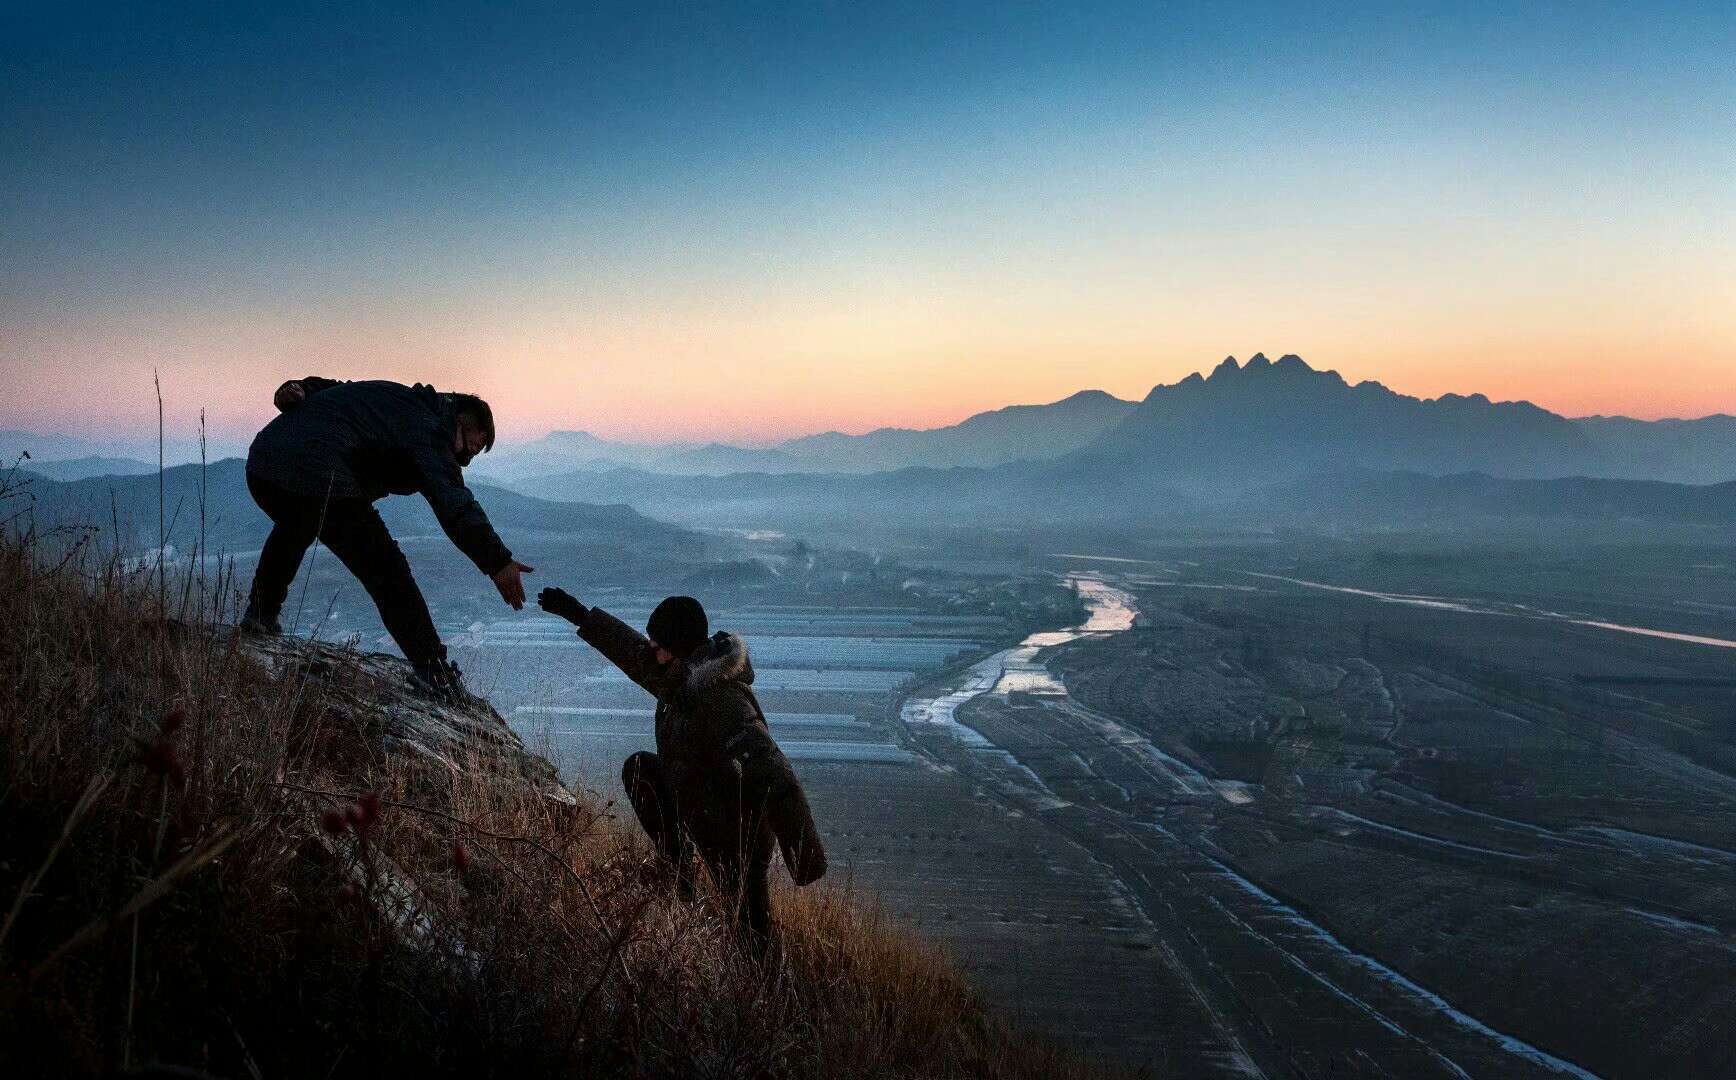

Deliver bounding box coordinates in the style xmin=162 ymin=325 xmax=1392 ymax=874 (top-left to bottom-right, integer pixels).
xmin=646 ymin=596 xmax=708 ymax=657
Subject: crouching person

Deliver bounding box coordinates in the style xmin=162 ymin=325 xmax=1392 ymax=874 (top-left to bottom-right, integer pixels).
xmin=536 ymin=588 xmax=826 ymax=945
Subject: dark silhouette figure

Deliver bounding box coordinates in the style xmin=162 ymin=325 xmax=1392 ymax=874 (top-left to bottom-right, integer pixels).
xmin=243 ymin=377 xmax=534 ymax=699
xmin=537 ymin=587 xmax=826 ymax=944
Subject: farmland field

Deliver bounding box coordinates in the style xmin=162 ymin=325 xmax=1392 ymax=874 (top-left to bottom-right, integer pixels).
xmin=291 ymin=535 xmax=1736 ymax=1077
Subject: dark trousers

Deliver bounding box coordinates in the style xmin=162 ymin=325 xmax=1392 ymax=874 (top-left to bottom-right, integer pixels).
xmin=244 ymin=471 xmax=445 ymax=665
xmin=622 ymin=751 xmax=772 ymax=942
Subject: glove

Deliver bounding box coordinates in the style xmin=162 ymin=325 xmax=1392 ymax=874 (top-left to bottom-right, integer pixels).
xmin=537 ymin=587 xmax=589 ymax=625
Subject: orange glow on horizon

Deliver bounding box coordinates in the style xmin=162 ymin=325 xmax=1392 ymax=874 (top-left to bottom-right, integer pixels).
xmin=5 ymin=281 xmax=1733 ymax=448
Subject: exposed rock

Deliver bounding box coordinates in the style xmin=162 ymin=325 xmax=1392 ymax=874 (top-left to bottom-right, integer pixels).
xmin=240 ymin=631 xmax=571 ymax=802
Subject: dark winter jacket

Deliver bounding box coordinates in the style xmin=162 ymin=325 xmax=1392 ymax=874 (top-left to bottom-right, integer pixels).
xmin=247 ymin=378 xmax=512 ymax=575
xmin=578 ymin=606 xmax=827 ymax=884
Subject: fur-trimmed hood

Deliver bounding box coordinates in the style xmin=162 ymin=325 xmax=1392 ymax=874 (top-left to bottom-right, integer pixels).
xmin=573 ymin=607 xmax=766 ymax=767
xmin=680 ymin=631 xmax=753 ymax=691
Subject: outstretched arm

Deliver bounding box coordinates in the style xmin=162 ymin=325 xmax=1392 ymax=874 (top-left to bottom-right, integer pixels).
xmin=408 ymin=435 xmax=516 ymax=582
xmin=539 ymin=588 xmax=663 ymax=695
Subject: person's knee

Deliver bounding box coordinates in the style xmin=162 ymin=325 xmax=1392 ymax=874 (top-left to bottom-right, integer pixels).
xmin=623 ymin=752 xmax=682 ymax=851
xmin=339 ymin=529 xmax=412 ymax=590
xmin=317 ymin=505 xmax=396 ymax=567
xmin=622 ymin=751 xmax=661 ymax=792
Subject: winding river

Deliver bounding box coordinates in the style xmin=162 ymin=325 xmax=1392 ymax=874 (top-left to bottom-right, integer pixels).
xmin=1244 ymin=572 xmax=1736 ymax=650
xmin=895 ymin=569 xmax=1610 ymax=1079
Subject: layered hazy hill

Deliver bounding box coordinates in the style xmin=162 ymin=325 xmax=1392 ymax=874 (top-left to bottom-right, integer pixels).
xmin=465 ymin=429 xmax=683 ymax=481
xmin=7 ymin=455 xmax=158 ymax=482
xmin=476 ymin=356 xmax=1733 ymax=492
xmin=1575 ymin=414 xmax=1736 ymax=485
xmin=526 ymin=461 xmax=1044 ymax=525
xmin=0 ymin=428 xmax=244 ymax=472
xmin=471 ymin=389 xmax=1137 ymax=479
xmin=10 ymin=352 xmax=1736 ymax=535
xmin=13 ymin=457 xmax=695 ymax=557
xmin=776 ymin=389 xmax=1137 ymax=473
xmin=1247 ymin=470 xmax=1736 ymax=528
xmin=12 ymin=356 xmax=1735 ymax=488
xmin=493 ymin=354 xmax=1736 ymax=530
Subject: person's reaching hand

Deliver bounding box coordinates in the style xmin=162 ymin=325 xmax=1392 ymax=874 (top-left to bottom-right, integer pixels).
xmin=492 ymin=560 xmax=535 ymax=609
xmin=537 ymin=587 xmax=589 ymax=625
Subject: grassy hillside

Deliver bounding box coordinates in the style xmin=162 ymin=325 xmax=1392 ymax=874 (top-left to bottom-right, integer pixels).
xmin=0 ymin=499 xmax=1122 ymax=1076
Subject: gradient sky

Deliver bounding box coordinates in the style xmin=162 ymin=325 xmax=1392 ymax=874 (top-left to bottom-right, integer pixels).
xmin=3 ymin=1 xmax=1733 ymax=449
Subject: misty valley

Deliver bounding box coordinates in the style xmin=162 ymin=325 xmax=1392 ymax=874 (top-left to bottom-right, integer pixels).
xmin=44 ymin=508 xmax=1734 ymax=1077
xmin=9 ymin=355 xmax=1736 ymax=1077
xmin=513 ymin=542 xmax=1733 ymax=1077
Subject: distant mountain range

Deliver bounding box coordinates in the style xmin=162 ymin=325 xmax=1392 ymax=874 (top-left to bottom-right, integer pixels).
xmin=502 ymin=355 xmax=1736 ymax=529
xmin=1 ymin=429 xmax=133 ymax=464
xmin=519 ymin=458 xmax=1736 ymax=533
xmin=775 ymin=390 xmax=1137 ymax=472
xmin=475 ymin=357 xmax=1736 ymax=487
xmin=464 ymin=430 xmax=689 ymax=481
xmin=1059 ymin=353 xmax=1599 ymax=496
xmin=0 ymin=429 xmax=246 ymax=470
xmin=523 ymin=462 xmax=1049 ymax=525
xmin=1574 ymin=415 xmax=1736 ymax=485
xmin=8 ymin=455 xmax=158 ymax=482
xmin=7 ymin=354 xmax=1735 ymax=535
xmin=468 ymin=388 xmax=1138 ymax=479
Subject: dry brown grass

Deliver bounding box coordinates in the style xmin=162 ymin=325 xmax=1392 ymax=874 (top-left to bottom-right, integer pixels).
xmin=0 ymin=486 xmax=1135 ymax=1079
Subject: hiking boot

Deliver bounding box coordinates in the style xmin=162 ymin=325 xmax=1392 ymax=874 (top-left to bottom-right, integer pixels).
xmin=239 ymin=602 xmax=282 ymax=637
xmin=410 ymin=656 xmax=472 ymax=704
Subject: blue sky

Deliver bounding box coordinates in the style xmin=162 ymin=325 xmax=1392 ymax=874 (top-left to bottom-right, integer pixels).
xmin=3 ymin=1 xmax=1732 ymax=442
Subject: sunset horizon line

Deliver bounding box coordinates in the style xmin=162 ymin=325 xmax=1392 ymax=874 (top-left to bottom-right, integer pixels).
xmin=7 ymin=349 xmax=1735 ymax=458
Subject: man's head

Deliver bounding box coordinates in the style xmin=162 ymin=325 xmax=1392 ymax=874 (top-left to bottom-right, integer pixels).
xmin=646 ymin=595 xmax=708 ymax=665
xmin=449 ymin=393 xmax=496 ymax=466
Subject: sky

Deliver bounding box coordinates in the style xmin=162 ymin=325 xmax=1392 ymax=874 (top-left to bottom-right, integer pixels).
xmin=3 ymin=1 xmax=1733 ymax=450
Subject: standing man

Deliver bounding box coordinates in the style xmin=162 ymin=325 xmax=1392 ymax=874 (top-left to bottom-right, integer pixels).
xmin=242 ymin=376 xmax=534 ymax=700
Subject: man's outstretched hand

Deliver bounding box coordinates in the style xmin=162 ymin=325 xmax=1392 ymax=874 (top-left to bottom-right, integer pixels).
xmin=537 ymin=587 xmax=589 ymax=625
xmin=492 ymin=560 xmax=535 ymax=610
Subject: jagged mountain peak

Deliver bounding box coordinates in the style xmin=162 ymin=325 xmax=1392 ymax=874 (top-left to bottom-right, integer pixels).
xmin=1154 ymin=352 xmax=1339 ymax=399
xmin=1093 ymin=352 xmax=1596 ymax=493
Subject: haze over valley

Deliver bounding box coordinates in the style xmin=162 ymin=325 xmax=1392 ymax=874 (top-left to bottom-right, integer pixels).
xmin=9 ymin=351 xmax=1736 ymax=1076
